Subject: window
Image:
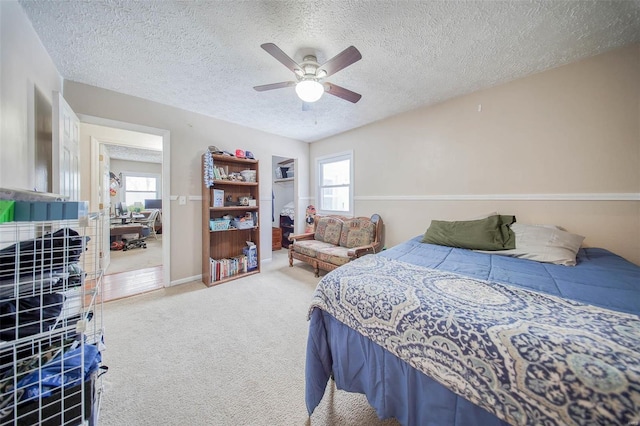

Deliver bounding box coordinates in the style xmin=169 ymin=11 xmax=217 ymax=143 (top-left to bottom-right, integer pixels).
xmin=317 ymin=151 xmax=353 ymax=216
xmin=123 ymin=173 xmax=161 ymax=209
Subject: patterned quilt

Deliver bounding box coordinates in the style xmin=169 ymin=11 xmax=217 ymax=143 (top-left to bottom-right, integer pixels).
xmin=308 ymin=255 xmax=640 ymax=425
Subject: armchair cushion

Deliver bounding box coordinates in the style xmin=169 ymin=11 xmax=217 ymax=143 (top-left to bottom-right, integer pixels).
xmin=314 ymin=216 xmax=344 ymax=245
xmin=316 ymin=246 xmax=352 ymax=267
xmin=292 ymin=240 xmax=336 ymax=258
xmin=340 ymin=218 xmax=376 ymax=248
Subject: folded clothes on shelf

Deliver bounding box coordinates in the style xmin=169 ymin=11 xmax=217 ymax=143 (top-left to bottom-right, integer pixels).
xmin=0 ymin=228 xmax=88 ymax=280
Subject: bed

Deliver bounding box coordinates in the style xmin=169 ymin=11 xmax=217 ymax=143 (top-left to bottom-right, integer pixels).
xmin=305 ymin=234 xmax=640 ymax=425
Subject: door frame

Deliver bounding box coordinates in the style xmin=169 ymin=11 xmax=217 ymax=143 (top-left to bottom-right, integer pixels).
xmin=91 ymin=140 xmax=111 ymax=271
xmin=82 ymin=114 xmax=171 ymax=287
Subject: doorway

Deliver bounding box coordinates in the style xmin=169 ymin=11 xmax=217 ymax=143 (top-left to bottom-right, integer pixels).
xmin=272 ymin=155 xmax=296 ymax=251
xmin=81 ymin=117 xmax=171 ymax=299
xmin=104 ymin=146 xmax=163 ymax=274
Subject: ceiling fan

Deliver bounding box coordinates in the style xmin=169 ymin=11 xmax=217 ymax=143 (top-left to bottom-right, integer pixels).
xmin=254 ymin=43 xmax=362 ymax=104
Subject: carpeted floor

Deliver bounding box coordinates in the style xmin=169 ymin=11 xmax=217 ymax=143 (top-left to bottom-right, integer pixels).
xmin=99 ymin=250 xmax=401 ymax=425
xmin=107 ymin=235 xmax=163 ymax=275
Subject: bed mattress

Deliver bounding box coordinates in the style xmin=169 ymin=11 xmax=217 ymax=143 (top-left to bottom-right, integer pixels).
xmin=306 ymin=236 xmax=640 ymax=425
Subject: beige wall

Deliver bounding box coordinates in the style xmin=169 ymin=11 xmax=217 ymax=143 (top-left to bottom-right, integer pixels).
xmin=0 ymin=0 xmax=309 ymax=284
xmin=63 ymin=82 xmax=310 ymax=282
xmin=0 ymin=1 xmax=62 ymax=189
xmin=311 ymin=45 xmax=640 ymax=265
xmin=79 ymin=122 xmax=163 ymax=210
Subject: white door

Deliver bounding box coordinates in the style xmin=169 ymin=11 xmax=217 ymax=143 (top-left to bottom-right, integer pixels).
xmin=52 ymin=92 xmax=80 ymax=200
xmin=99 ymin=144 xmax=111 ymax=270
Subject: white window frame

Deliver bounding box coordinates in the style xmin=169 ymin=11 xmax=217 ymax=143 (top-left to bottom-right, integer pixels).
xmin=122 ymin=171 xmax=162 ymax=209
xmin=316 ymin=151 xmax=354 ymax=217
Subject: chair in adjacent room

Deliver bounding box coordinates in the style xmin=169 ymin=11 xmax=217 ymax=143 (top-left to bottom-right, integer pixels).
xmin=132 ymin=209 xmax=161 ymax=240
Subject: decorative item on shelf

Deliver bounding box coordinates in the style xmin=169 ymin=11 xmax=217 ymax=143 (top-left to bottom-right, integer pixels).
xmin=227 ymin=172 xmax=244 ymax=181
xmin=240 ymin=169 xmax=256 ymax=182
xmin=235 ymin=149 xmax=246 ymax=158
xmin=243 ymin=241 xmax=258 ymax=271
xmin=210 ymin=146 xmax=235 ymax=156
xmin=224 ymin=195 xmax=238 ymax=207
xmin=245 ymin=151 xmax=255 ymax=159
xmin=204 ymin=151 xmax=215 ymax=187
xmin=218 ymin=166 xmax=227 ymax=179
xmin=213 ymin=189 xmax=224 ymax=207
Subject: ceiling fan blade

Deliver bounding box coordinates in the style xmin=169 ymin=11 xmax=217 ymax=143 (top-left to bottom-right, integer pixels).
xmin=253 ymin=81 xmax=296 ymax=92
xmin=324 ymin=82 xmax=362 ymax=103
xmin=261 ymin=43 xmax=302 ymax=74
xmin=318 ymin=46 xmax=362 ymax=77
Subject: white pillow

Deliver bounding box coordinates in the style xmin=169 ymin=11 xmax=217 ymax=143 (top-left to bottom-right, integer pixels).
xmin=491 ymin=223 xmax=585 ymax=266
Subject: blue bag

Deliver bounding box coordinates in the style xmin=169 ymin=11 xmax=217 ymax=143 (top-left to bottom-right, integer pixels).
xmin=16 ymin=343 xmax=101 ymax=402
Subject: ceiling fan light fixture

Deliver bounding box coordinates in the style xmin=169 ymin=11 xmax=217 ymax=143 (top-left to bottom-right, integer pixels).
xmin=295 ymin=80 xmax=324 ymax=103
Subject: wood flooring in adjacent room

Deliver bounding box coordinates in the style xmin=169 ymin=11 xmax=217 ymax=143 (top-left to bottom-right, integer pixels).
xmin=101 ymin=266 xmax=164 ymax=302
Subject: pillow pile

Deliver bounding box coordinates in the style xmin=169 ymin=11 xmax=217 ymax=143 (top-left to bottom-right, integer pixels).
xmin=421 ymin=215 xmax=516 ymax=251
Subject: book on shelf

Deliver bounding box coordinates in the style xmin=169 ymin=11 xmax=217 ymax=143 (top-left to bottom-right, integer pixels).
xmin=209 ymin=255 xmax=249 ymax=283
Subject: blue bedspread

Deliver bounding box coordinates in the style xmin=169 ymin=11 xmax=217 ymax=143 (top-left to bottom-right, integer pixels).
xmin=380 ymin=237 xmax=640 ymax=315
xmin=306 ymin=237 xmax=640 ymax=425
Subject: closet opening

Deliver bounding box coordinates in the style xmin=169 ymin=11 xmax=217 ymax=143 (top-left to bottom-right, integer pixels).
xmin=272 ymin=155 xmax=296 ymax=252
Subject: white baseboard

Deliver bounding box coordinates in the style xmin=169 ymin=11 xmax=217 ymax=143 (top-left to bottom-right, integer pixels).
xmin=169 ymin=274 xmax=202 ymax=286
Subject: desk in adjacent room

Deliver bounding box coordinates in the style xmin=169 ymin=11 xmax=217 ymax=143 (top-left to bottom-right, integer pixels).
xmin=110 ymin=224 xmax=144 ymax=241
xmin=110 ymin=213 xmax=145 ymax=225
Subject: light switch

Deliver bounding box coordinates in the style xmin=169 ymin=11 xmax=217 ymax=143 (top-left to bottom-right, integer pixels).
xmin=179 ymin=196 xmax=186 ymax=205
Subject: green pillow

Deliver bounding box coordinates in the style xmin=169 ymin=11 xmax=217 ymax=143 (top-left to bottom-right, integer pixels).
xmin=421 ymin=215 xmax=516 ymax=251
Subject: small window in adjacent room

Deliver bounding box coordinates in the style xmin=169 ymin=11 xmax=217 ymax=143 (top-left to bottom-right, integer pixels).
xmin=317 ymin=151 xmax=353 ymax=216
xmin=123 ymin=173 xmax=161 ymax=208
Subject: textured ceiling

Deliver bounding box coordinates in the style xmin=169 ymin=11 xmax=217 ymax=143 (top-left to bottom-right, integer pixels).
xmin=106 ymin=144 xmax=162 ymax=164
xmin=20 ymin=0 xmax=640 ymax=143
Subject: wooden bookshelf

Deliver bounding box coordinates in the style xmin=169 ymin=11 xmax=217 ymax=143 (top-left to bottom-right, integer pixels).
xmin=202 ymin=153 xmax=260 ymax=286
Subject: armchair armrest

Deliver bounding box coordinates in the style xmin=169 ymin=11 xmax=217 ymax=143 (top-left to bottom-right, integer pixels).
xmin=347 ymin=241 xmax=383 ymax=259
xmin=288 ymin=232 xmax=315 ymax=243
